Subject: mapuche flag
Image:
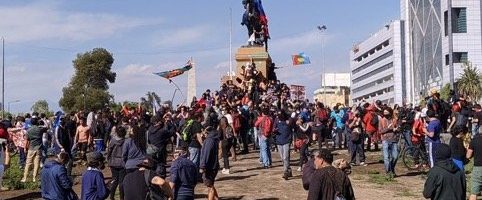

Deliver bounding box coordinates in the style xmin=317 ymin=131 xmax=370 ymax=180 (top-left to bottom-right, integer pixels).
xmin=154 ymin=62 xmax=192 ymax=79
xmin=292 ymin=53 xmax=311 ymax=66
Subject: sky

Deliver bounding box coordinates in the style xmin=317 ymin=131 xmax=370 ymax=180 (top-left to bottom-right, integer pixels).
xmin=0 ymin=0 xmax=400 ymax=113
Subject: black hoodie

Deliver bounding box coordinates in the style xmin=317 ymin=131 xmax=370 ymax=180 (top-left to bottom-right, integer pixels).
xmin=423 ymin=159 xmax=466 ymax=200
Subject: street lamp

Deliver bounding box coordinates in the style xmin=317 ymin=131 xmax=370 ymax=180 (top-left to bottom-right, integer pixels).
xmin=7 ymin=100 xmax=20 ymax=113
xmin=317 ymin=25 xmax=327 ymax=104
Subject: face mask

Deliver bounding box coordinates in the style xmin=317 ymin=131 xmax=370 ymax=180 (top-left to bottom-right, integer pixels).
xmin=384 ymin=114 xmax=391 ymax=118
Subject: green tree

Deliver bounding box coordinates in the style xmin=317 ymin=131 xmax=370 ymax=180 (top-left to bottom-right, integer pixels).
xmin=140 ymin=92 xmax=161 ymax=113
xmin=31 ymin=100 xmax=50 ymax=114
xmin=457 ymin=62 xmax=482 ymax=101
xmin=440 ymin=84 xmax=451 ymax=101
xmin=59 ymin=48 xmax=116 ymax=113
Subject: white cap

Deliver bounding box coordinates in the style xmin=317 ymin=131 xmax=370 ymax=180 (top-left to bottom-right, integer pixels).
xmin=421 ymin=108 xmax=428 ymax=118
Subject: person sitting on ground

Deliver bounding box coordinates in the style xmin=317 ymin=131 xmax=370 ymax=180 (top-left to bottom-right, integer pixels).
xmin=307 ymin=149 xmax=355 ymax=200
xmin=423 ymin=143 xmax=466 ymax=200
xmin=81 ymin=152 xmax=110 ymax=200
xmin=123 ymin=156 xmax=172 ymax=200
xmin=169 ymin=147 xmax=198 ymax=200
xmin=41 ymin=151 xmax=75 ymax=200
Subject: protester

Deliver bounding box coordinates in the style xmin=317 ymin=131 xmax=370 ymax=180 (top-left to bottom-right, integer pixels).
xmin=330 ymin=105 xmax=346 ymax=150
xmin=423 ymin=109 xmax=442 ymax=168
xmin=423 ymin=143 xmax=466 ymax=200
xmin=0 ymin=139 xmax=9 ymax=191
xmin=122 ymin=124 xmax=147 ymax=174
xmin=21 ymin=117 xmax=42 ymax=183
xmin=255 ymin=108 xmax=273 ymax=169
xmin=273 ymin=111 xmax=293 ymax=180
xmin=169 ymin=147 xmax=198 ymax=200
xmin=9 ymin=119 xmax=27 ymax=169
xmin=450 ymin=126 xmax=467 ymax=171
xmin=147 ymin=115 xmax=175 ymax=178
xmin=74 ymin=117 xmax=91 ymax=163
xmin=467 ymin=130 xmax=482 ymax=200
xmin=218 ymin=117 xmax=234 ymax=175
xmin=185 ymin=113 xmax=204 ymax=168
xmin=106 ymin=126 xmax=127 ymax=200
xmin=379 ymin=108 xmax=399 ymax=177
xmin=347 ymin=109 xmax=366 ymax=166
xmin=123 ymin=156 xmax=172 ymax=200
xmin=81 ymin=152 xmax=110 ymax=200
xmin=306 ymin=149 xmax=355 ymax=200
xmin=41 ymin=152 xmax=75 ymax=200
xmin=199 ymin=125 xmax=220 ymax=200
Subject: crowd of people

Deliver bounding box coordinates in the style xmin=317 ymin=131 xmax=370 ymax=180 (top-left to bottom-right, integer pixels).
xmin=0 ymin=73 xmax=481 ymax=199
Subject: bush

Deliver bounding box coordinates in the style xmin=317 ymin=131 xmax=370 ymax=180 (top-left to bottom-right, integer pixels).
xmin=3 ymin=156 xmax=41 ymax=190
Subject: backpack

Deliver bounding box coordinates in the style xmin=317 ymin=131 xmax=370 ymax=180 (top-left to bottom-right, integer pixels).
xmin=146 ymin=129 xmax=160 ymax=156
xmin=181 ymin=120 xmax=194 ymax=142
xmin=232 ymin=114 xmax=242 ymax=132
xmin=143 ymin=170 xmax=167 ymax=200
xmin=370 ymin=113 xmax=379 ymax=127
xmin=259 ymin=116 xmax=273 ymax=137
xmin=316 ymin=109 xmax=329 ymax=124
xmin=108 ymin=140 xmax=125 ymax=168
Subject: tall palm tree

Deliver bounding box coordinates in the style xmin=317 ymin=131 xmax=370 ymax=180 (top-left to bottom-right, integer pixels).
xmin=140 ymin=92 xmax=162 ymax=114
xmin=457 ymin=62 xmax=482 ymax=101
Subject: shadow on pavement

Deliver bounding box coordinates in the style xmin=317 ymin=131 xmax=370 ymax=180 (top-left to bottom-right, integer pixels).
xmin=217 ymin=174 xmax=258 ymax=182
xmin=256 ymin=198 xmax=280 ymax=200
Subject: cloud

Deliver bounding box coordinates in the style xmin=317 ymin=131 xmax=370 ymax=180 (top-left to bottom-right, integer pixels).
xmin=270 ymin=30 xmax=333 ymax=53
xmin=0 ymin=2 xmax=156 ymax=43
xmin=153 ymin=25 xmax=215 ymax=47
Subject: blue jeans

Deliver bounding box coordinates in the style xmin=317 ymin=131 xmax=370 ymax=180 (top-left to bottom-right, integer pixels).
xmin=402 ymin=130 xmax=412 ymax=147
xmin=259 ymin=135 xmax=271 ymax=167
xmin=251 ymin=128 xmax=259 ymax=149
xmin=350 ymin=135 xmax=366 ymax=164
xmin=333 ymin=127 xmax=345 ymax=148
xmin=188 ymin=147 xmax=200 ymax=168
xmin=94 ymin=139 xmax=104 ymax=153
xmin=426 ymin=139 xmax=441 ymax=168
xmin=382 ymin=141 xmax=399 ymax=174
xmin=18 ymin=147 xmax=26 ymax=167
xmin=277 ymin=143 xmax=291 ymax=173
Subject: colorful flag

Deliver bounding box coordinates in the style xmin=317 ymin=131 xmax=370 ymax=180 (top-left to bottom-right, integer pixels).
xmin=154 ymin=62 xmax=192 ymax=79
xmin=254 ymin=0 xmax=269 ymax=39
xmin=292 ymin=53 xmax=311 ymax=66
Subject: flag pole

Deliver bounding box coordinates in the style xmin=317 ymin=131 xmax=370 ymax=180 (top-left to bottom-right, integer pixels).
xmin=168 ymin=79 xmax=186 ymax=104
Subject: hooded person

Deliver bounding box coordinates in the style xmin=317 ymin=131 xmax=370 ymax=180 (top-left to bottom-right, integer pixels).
xmin=423 ymin=143 xmax=466 ymax=200
xmin=199 ymin=123 xmax=220 ymax=200
xmin=40 ymin=151 xmax=76 ymax=200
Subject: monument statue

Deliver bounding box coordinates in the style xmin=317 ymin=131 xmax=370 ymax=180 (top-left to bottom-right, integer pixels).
xmin=241 ymin=0 xmax=269 ymax=50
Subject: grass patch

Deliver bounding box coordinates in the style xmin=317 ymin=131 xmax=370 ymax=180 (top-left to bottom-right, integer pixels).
xmin=3 ymin=156 xmax=41 ymax=190
xmin=368 ymin=173 xmax=396 ymax=185
xmin=351 ymin=175 xmax=364 ymax=181
xmin=397 ymin=188 xmax=416 ymax=197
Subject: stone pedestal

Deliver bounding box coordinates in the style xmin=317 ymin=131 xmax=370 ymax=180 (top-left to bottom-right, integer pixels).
xmin=235 ymin=46 xmax=272 ymax=80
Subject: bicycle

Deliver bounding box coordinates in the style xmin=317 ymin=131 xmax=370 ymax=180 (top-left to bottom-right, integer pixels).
xmin=402 ymin=143 xmax=429 ymax=170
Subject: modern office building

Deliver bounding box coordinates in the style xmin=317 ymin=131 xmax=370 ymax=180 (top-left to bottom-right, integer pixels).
xmin=350 ymin=20 xmax=406 ymax=105
xmin=401 ymin=0 xmax=482 ymax=102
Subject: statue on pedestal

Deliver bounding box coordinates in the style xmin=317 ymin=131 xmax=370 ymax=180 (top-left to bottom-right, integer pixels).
xmin=241 ymin=0 xmax=270 ymax=50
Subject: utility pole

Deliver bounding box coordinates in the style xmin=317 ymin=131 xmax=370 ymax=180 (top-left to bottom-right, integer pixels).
xmin=229 ymin=8 xmax=233 ymax=79
xmin=317 ymin=25 xmax=327 ymax=104
xmin=2 ymin=37 xmax=4 ymax=119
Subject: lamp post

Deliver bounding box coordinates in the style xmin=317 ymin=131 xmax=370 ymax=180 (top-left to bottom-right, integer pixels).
xmin=317 ymin=25 xmax=327 ymax=104
xmin=7 ymin=100 xmax=20 ymax=113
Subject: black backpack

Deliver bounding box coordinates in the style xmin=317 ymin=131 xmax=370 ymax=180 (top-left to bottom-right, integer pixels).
xmin=143 ymin=170 xmax=167 ymax=200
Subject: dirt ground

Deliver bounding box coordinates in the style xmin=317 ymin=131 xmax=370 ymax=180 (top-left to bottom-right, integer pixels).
xmin=1 ymin=148 xmax=426 ymax=200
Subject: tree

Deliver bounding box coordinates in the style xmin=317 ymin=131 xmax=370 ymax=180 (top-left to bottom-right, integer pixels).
xmin=59 ymin=48 xmax=116 ymax=113
xmin=440 ymin=84 xmax=451 ymax=101
xmin=140 ymin=92 xmax=162 ymax=113
xmin=31 ymin=100 xmax=50 ymax=114
xmin=456 ymin=62 xmax=482 ymax=101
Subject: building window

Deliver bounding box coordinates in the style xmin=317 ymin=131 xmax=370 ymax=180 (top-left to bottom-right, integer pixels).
xmin=452 ymin=8 xmax=467 ymax=33
xmin=453 ymin=52 xmax=468 ymax=63
xmin=444 ymin=11 xmax=448 ymax=36
xmin=445 ymin=54 xmax=449 ymax=65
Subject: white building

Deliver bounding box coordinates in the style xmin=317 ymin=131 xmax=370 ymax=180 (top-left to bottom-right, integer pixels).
xmin=350 ymin=20 xmax=406 ymax=105
xmin=401 ymin=0 xmax=482 ymax=102
xmin=314 ymin=73 xmax=351 ymax=107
